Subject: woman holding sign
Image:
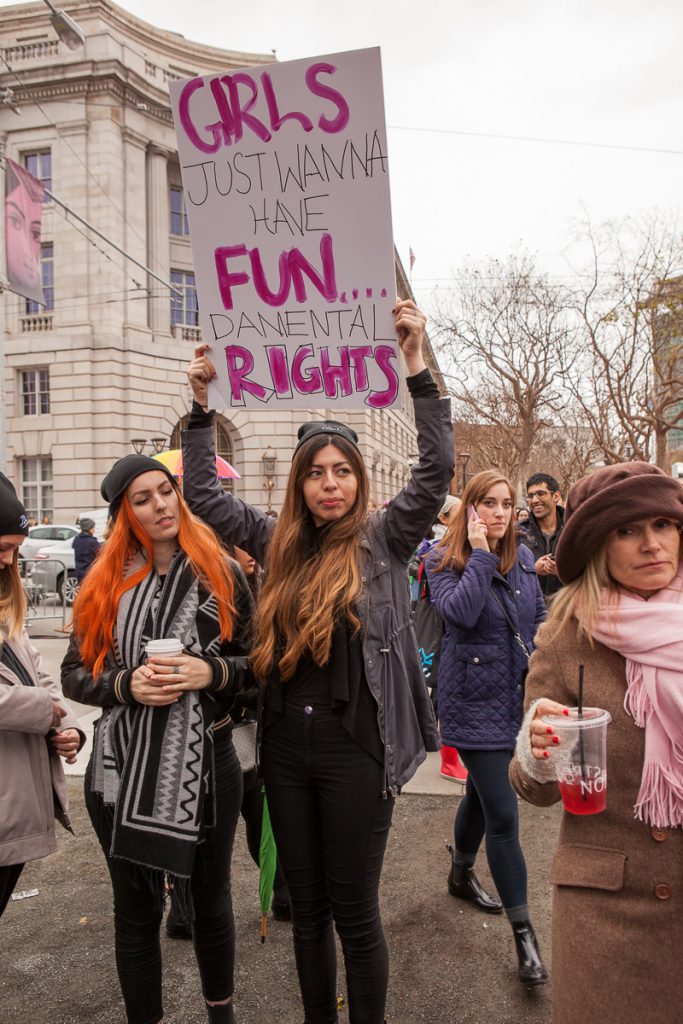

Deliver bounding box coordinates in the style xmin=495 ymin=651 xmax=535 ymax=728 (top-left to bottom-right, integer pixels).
xmin=182 ymin=300 xmax=452 ymax=1024
xmin=511 ymin=463 xmax=683 ymax=1024
xmin=61 ymin=455 xmax=253 ymax=1024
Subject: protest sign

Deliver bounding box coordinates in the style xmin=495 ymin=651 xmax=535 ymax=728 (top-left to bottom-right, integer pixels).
xmin=169 ymin=47 xmax=398 ymax=410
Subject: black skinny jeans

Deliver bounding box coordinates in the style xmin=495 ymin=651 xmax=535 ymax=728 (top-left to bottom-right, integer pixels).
xmin=85 ymin=737 xmax=243 ymax=1024
xmin=455 ymin=748 xmax=528 ymax=910
xmin=263 ymin=704 xmax=394 ymax=1024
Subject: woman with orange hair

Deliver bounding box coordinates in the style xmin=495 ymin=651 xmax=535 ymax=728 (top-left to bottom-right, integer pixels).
xmin=61 ymin=456 xmax=253 ymax=1024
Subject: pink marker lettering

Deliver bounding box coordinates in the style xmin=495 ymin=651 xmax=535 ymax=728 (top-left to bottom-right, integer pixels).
xmin=225 ymin=73 xmax=272 ymax=143
xmin=349 ymin=346 xmax=373 ymax=391
xmin=292 ymin=345 xmax=323 ymax=394
xmin=261 ymin=72 xmax=314 ymax=134
xmin=320 ymin=346 xmax=353 ymax=399
xmin=224 ymin=345 xmax=271 ymax=404
xmin=305 ymin=63 xmax=350 ymax=134
xmin=250 ymin=248 xmax=292 ymax=307
xmin=265 ymin=345 xmax=293 ymax=397
xmin=178 ymin=78 xmax=221 ymax=154
xmin=214 ymin=245 xmax=251 ymax=311
xmin=289 ymin=233 xmax=338 ymax=304
xmin=367 ymin=345 xmax=399 ymax=408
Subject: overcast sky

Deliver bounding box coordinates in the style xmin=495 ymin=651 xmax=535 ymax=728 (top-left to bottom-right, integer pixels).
xmin=4 ymin=0 xmax=682 ymax=312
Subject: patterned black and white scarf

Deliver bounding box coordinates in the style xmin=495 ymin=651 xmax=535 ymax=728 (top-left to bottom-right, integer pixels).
xmin=91 ymin=551 xmax=225 ymax=877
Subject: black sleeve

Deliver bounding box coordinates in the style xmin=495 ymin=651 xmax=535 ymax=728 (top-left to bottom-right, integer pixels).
xmin=406 ymin=368 xmax=440 ymax=399
xmin=61 ymin=631 xmax=134 ymax=707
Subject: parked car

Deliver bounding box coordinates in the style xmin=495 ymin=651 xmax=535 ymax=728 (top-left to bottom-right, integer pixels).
xmin=19 ymin=524 xmax=79 ymax=562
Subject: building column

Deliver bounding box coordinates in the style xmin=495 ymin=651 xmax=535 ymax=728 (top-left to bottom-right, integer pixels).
xmin=146 ymin=144 xmax=170 ymax=335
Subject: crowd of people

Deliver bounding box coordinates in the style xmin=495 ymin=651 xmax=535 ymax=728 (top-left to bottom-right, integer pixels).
xmin=1 ymin=301 xmax=681 ymax=1024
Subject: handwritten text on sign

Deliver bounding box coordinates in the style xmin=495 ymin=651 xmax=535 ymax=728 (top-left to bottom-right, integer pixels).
xmin=169 ymin=48 xmax=397 ymax=409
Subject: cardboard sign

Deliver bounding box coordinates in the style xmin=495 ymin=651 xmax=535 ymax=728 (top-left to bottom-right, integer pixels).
xmin=170 ymin=47 xmax=398 ymax=410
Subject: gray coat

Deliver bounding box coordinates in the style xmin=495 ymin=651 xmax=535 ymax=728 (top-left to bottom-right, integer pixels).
xmin=0 ymin=632 xmax=83 ymax=867
xmin=182 ymin=392 xmax=453 ymax=794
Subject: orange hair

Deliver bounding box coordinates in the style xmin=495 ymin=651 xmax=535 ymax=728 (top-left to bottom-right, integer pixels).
xmin=73 ymin=488 xmax=236 ymax=677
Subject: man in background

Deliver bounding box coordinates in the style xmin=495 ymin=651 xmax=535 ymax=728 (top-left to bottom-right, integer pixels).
xmin=517 ymin=472 xmax=564 ymax=600
xmin=73 ymin=518 xmax=100 ymax=584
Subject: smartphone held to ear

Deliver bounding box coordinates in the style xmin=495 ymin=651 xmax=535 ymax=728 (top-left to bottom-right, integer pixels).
xmin=467 ymin=505 xmax=480 ymax=522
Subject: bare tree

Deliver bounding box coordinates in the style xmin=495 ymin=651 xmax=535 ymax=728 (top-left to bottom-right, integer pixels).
xmin=567 ymin=214 xmax=683 ymax=468
xmin=435 ymin=254 xmax=577 ymax=493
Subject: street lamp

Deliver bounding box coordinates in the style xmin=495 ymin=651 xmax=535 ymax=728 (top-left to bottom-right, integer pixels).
xmin=130 ymin=437 xmax=168 ymax=454
xmin=457 ymin=452 xmax=471 ymax=494
xmin=43 ymin=0 xmax=85 ymax=50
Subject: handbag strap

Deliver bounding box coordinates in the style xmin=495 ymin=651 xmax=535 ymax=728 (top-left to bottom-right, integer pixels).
xmin=490 ymin=587 xmax=531 ymax=661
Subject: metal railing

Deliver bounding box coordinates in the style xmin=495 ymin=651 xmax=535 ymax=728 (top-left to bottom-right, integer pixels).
xmin=20 ymin=557 xmax=73 ymax=630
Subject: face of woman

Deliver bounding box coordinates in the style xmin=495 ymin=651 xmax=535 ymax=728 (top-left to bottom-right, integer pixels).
xmin=302 ymin=443 xmax=359 ymax=528
xmin=126 ymin=471 xmax=180 ymax=545
xmin=606 ymin=517 xmax=681 ymax=598
xmin=474 ymin=482 xmax=513 ymax=549
xmin=5 ymin=180 xmax=42 ymax=294
xmin=233 ymin=545 xmax=256 ymax=576
xmin=0 ymin=535 xmax=25 ymax=569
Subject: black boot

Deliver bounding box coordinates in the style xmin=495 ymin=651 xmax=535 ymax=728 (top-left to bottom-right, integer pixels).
xmin=511 ymin=920 xmax=549 ymax=986
xmin=446 ymin=843 xmax=503 ymax=914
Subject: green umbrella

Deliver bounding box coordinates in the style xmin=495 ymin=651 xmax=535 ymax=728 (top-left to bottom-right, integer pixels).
xmin=259 ymin=790 xmax=277 ymax=942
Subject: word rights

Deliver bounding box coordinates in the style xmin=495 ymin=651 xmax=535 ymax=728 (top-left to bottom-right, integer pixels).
xmin=170 ymin=47 xmax=399 ymax=410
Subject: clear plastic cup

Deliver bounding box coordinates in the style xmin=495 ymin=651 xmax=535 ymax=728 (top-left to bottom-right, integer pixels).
xmin=540 ymin=708 xmax=612 ymax=815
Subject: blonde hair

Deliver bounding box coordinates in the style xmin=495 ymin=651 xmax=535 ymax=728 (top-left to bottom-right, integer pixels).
xmin=0 ymin=551 xmax=26 ymax=640
xmin=545 ymin=543 xmax=618 ymax=644
xmin=433 ymin=470 xmax=518 ymax=576
xmin=250 ymin=435 xmax=368 ymax=682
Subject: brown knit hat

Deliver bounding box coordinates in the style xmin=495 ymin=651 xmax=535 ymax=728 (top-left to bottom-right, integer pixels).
xmin=555 ymin=462 xmax=683 ymax=584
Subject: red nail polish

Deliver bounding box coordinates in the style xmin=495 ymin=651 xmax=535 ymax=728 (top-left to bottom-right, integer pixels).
xmin=543 ymin=751 xmax=549 ymax=758
xmin=546 ymin=727 xmax=553 ymax=734
xmin=562 ymin=708 xmax=569 ymax=716
xmin=552 ymin=736 xmax=560 ymax=745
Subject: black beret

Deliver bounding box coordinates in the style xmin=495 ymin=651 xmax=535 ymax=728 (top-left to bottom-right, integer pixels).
xmin=294 ymin=420 xmax=359 ymax=455
xmin=100 ymin=455 xmax=177 ymax=517
xmin=0 ymin=473 xmax=30 ymax=537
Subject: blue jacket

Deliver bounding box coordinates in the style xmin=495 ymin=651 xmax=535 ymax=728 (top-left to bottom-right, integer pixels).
xmin=425 ymin=544 xmax=545 ymax=750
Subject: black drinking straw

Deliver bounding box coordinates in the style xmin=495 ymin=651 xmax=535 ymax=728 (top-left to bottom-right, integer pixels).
xmin=578 ymin=664 xmax=587 ymax=800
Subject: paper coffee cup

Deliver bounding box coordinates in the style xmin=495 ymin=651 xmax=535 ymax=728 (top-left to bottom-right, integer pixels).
xmin=541 ymin=707 xmax=611 ymax=815
xmin=145 ymin=638 xmax=183 ymax=658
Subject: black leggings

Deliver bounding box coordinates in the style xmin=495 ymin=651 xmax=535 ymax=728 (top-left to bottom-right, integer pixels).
xmin=455 ymin=748 xmax=527 ymax=911
xmin=263 ymin=704 xmax=394 ymax=1024
xmin=0 ymin=863 xmax=24 ymax=918
xmin=85 ymin=737 xmax=243 ymax=1024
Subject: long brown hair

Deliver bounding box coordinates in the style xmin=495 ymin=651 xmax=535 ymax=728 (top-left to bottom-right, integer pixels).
xmin=433 ymin=470 xmax=518 ymax=575
xmin=0 ymin=550 xmax=26 ymax=640
xmin=250 ymin=436 xmax=369 ymax=682
xmin=74 ymin=485 xmax=237 ymax=677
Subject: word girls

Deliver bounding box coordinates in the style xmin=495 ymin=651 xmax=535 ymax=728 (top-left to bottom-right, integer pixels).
xmin=178 ymin=62 xmax=350 ymax=154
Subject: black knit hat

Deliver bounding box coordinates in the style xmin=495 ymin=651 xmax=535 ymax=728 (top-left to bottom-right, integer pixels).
xmin=555 ymin=461 xmax=683 ymax=584
xmin=100 ymin=455 xmax=177 ymax=517
xmin=0 ymin=473 xmax=30 ymax=537
xmin=294 ymin=420 xmax=359 ymax=456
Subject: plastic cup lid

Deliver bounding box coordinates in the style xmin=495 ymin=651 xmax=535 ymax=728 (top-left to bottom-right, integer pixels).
xmin=541 ymin=707 xmax=612 ymax=730
xmin=145 ymin=638 xmax=183 ymax=654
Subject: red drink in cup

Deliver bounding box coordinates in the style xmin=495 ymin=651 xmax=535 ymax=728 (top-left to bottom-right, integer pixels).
xmin=541 ymin=708 xmax=611 ymax=816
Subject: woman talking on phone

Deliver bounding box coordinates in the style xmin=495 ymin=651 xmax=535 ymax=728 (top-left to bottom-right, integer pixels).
xmin=425 ymin=470 xmax=547 ymax=986
xmin=181 ymin=301 xmax=452 ymax=1024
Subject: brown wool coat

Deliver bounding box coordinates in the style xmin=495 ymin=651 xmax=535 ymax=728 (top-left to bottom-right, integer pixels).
xmin=510 ymin=620 xmax=682 ymax=1024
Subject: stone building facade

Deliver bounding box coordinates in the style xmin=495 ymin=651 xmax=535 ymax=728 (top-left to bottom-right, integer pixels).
xmin=0 ymin=0 xmax=446 ymax=522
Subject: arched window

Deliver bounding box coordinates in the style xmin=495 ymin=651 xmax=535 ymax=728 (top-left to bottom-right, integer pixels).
xmin=170 ymin=414 xmax=236 ymax=494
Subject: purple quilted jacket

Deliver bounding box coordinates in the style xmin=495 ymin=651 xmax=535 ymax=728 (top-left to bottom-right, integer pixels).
xmin=425 ymin=544 xmax=546 ymax=750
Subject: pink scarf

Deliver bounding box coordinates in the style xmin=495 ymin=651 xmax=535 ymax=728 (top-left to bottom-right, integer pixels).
xmin=587 ymin=564 xmax=683 ymax=829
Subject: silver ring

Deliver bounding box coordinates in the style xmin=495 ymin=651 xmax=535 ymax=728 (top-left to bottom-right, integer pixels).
xmin=173 ymin=665 xmax=180 ymax=675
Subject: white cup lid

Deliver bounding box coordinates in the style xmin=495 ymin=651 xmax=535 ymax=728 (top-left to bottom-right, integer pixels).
xmin=145 ymin=638 xmax=183 ymax=655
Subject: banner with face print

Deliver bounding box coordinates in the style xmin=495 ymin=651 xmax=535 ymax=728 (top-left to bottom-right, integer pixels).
xmin=4 ymin=158 xmax=45 ymax=305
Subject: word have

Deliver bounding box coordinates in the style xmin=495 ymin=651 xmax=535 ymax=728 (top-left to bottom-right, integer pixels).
xmin=179 ymin=62 xmax=350 ymax=155
xmin=214 ymin=233 xmax=336 ymax=311
xmin=224 ymin=343 xmax=399 ymax=409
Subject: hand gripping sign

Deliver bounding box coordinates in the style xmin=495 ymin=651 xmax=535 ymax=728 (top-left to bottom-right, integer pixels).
xmin=170 ymin=47 xmax=399 ymax=410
